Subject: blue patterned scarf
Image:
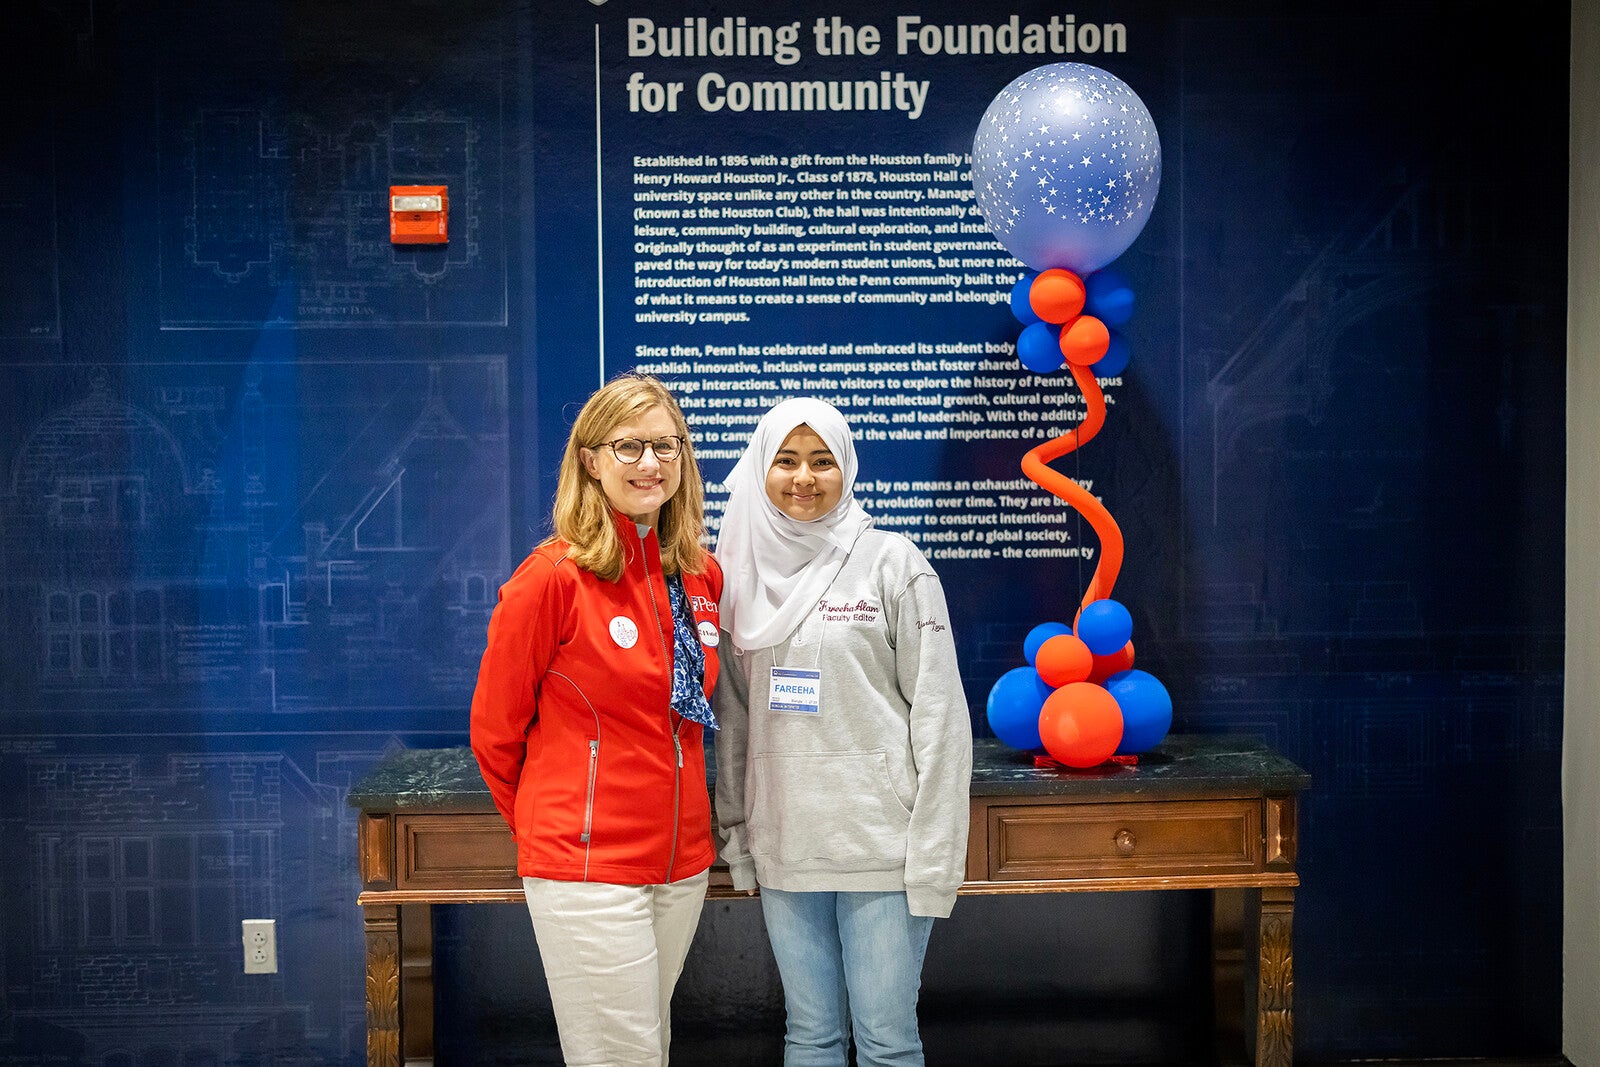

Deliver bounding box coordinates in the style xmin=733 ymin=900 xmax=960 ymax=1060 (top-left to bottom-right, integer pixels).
xmin=667 ymin=576 xmax=717 ymax=730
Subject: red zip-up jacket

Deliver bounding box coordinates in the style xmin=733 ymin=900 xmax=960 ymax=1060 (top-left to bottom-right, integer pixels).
xmin=469 ymin=511 xmax=722 ymax=884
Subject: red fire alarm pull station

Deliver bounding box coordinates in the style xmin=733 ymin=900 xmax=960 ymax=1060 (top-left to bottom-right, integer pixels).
xmin=390 ymin=185 xmax=448 ymax=244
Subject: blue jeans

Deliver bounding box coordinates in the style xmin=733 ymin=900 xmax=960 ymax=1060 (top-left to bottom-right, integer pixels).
xmin=759 ymin=888 xmax=935 ymax=1067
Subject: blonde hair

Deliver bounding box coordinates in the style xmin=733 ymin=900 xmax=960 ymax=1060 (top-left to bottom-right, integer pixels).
xmin=551 ymin=373 xmax=708 ymax=581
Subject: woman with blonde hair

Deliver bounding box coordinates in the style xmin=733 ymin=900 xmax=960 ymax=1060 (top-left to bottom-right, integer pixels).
xmin=471 ymin=372 xmax=722 ymax=1066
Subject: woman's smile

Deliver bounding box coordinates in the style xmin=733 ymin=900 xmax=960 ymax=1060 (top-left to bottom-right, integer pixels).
xmin=766 ymin=424 xmax=843 ymax=520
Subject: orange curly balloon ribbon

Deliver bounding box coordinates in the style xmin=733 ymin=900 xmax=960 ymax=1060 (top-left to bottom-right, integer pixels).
xmin=1019 ymin=361 xmax=1125 ymax=617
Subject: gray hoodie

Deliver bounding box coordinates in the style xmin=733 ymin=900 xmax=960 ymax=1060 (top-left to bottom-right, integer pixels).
xmin=713 ymin=529 xmax=973 ymax=917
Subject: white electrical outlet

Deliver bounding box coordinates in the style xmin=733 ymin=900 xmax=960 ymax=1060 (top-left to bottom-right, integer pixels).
xmin=242 ymin=918 xmax=277 ymax=974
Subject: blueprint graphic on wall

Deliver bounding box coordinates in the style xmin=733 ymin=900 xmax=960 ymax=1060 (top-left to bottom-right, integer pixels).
xmin=0 ymin=358 xmax=511 ymax=715
xmin=155 ymin=61 xmax=506 ymax=328
xmin=0 ymin=0 xmax=1571 ymax=1061
xmin=0 ymin=728 xmax=457 ymax=1066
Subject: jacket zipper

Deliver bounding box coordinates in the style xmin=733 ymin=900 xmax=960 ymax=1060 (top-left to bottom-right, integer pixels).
xmin=639 ymin=528 xmax=684 ymax=883
xmin=548 ymin=670 xmax=603 ymax=878
xmin=580 ymin=739 xmax=599 ymax=844
xmin=669 ymin=730 xmax=683 ymax=879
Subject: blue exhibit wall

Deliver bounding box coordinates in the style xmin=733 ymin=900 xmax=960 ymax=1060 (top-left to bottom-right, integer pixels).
xmin=0 ymin=1 xmax=1566 ymax=1064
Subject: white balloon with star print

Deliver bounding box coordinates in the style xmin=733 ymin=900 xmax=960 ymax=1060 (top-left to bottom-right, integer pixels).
xmin=971 ymin=62 xmax=1161 ymax=273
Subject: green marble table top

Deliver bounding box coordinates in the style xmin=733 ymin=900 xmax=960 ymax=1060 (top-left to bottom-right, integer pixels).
xmin=349 ymin=734 xmax=1309 ymax=812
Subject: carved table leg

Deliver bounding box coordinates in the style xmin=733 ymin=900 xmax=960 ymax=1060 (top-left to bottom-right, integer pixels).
xmin=1254 ymin=886 xmax=1295 ymax=1066
xmin=364 ymin=904 xmax=402 ymax=1067
xmin=401 ymin=903 xmax=435 ymax=1065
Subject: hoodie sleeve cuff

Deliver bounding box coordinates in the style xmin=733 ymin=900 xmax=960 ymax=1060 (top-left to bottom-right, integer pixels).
xmin=906 ymin=883 xmax=957 ymax=918
xmin=728 ymin=858 xmax=758 ymax=892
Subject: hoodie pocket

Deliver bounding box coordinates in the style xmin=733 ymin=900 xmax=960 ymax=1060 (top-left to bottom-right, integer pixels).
xmin=748 ymin=750 xmax=912 ymax=871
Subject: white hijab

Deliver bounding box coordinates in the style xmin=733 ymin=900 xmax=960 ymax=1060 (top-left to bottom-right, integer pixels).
xmin=717 ymin=397 xmax=874 ymax=651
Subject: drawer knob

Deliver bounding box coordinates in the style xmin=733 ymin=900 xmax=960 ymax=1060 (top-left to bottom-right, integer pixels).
xmin=1114 ymin=829 xmax=1137 ymax=854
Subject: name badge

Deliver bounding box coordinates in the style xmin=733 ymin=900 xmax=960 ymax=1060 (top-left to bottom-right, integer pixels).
xmin=768 ymin=667 xmax=821 ymax=714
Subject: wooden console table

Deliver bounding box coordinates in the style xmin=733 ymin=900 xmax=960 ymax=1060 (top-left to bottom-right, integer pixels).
xmin=350 ymin=734 xmax=1308 ymax=1066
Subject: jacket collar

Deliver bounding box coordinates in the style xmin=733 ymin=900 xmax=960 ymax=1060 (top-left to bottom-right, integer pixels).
xmin=609 ymin=507 xmax=661 ymax=572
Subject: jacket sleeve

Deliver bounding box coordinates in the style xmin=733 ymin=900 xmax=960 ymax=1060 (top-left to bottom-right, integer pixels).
xmin=712 ymin=641 xmax=758 ymax=891
xmin=893 ymin=571 xmax=974 ymax=918
xmin=469 ymin=558 xmax=566 ymax=831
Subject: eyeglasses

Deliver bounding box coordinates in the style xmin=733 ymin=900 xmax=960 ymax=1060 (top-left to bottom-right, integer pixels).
xmin=592 ymin=435 xmax=685 ymax=463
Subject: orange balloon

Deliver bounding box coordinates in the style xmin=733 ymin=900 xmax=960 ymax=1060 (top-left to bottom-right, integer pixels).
xmin=1036 ymin=634 xmax=1093 ymax=688
xmin=1038 ymin=683 xmax=1124 ymax=768
xmin=1029 ymin=269 xmax=1086 ymax=324
xmin=1087 ymin=641 xmax=1136 ymax=683
xmin=1060 ymin=314 xmax=1111 ymax=365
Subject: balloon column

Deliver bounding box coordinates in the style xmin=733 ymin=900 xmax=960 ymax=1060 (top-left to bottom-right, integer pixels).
xmin=973 ymin=62 xmax=1172 ymax=768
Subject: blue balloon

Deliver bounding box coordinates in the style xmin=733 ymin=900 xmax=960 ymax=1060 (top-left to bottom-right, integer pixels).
xmin=1085 ymin=269 xmax=1135 ymax=326
xmin=972 ymin=63 xmax=1162 ymax=273
xmin=1023 ymin=621 xmax=1072 ymax=665
xmin=1010 ymin=273 xmax=1041 ymax=325
xmin=1094 ymin=331 xmax=1131 ymax=379
xmin=986 ymin=666 xmax=1051 ymax=750
xmin=1105 ymin=669 xmax=1173 ymax=754
xmin=1017 ymin=321 xmax=1064 ymax=373
xmin=1076 ymin=599 xmax=1133 ymax=655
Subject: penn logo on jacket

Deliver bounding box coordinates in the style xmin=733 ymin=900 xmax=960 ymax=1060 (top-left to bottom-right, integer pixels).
xmin=609 ymin=615 xmax=639 ymax=649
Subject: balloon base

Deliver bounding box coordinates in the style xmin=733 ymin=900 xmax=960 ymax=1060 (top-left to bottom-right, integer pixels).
xmin=1032 ymin=753 xmax=1139 ymax=771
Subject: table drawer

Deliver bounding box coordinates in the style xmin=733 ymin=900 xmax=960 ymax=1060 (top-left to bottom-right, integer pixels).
xmin=987 ymin=798 xmax=1263 ymax=881
xmin=391 ymin=814 xmax=739 ymax=894
xmin=397 ymin=814 xmax=520 ymax=891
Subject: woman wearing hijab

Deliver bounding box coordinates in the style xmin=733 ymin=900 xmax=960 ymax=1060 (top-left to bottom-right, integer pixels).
xmin=713 ymin=396 xmax=972 ymax=1067
xmin=470 ymin=373 xmax=721 ymax=1067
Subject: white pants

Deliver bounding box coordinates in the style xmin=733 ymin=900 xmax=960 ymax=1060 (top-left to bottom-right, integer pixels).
xmin=522 ymin=871 xmax=709 ymax=1067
